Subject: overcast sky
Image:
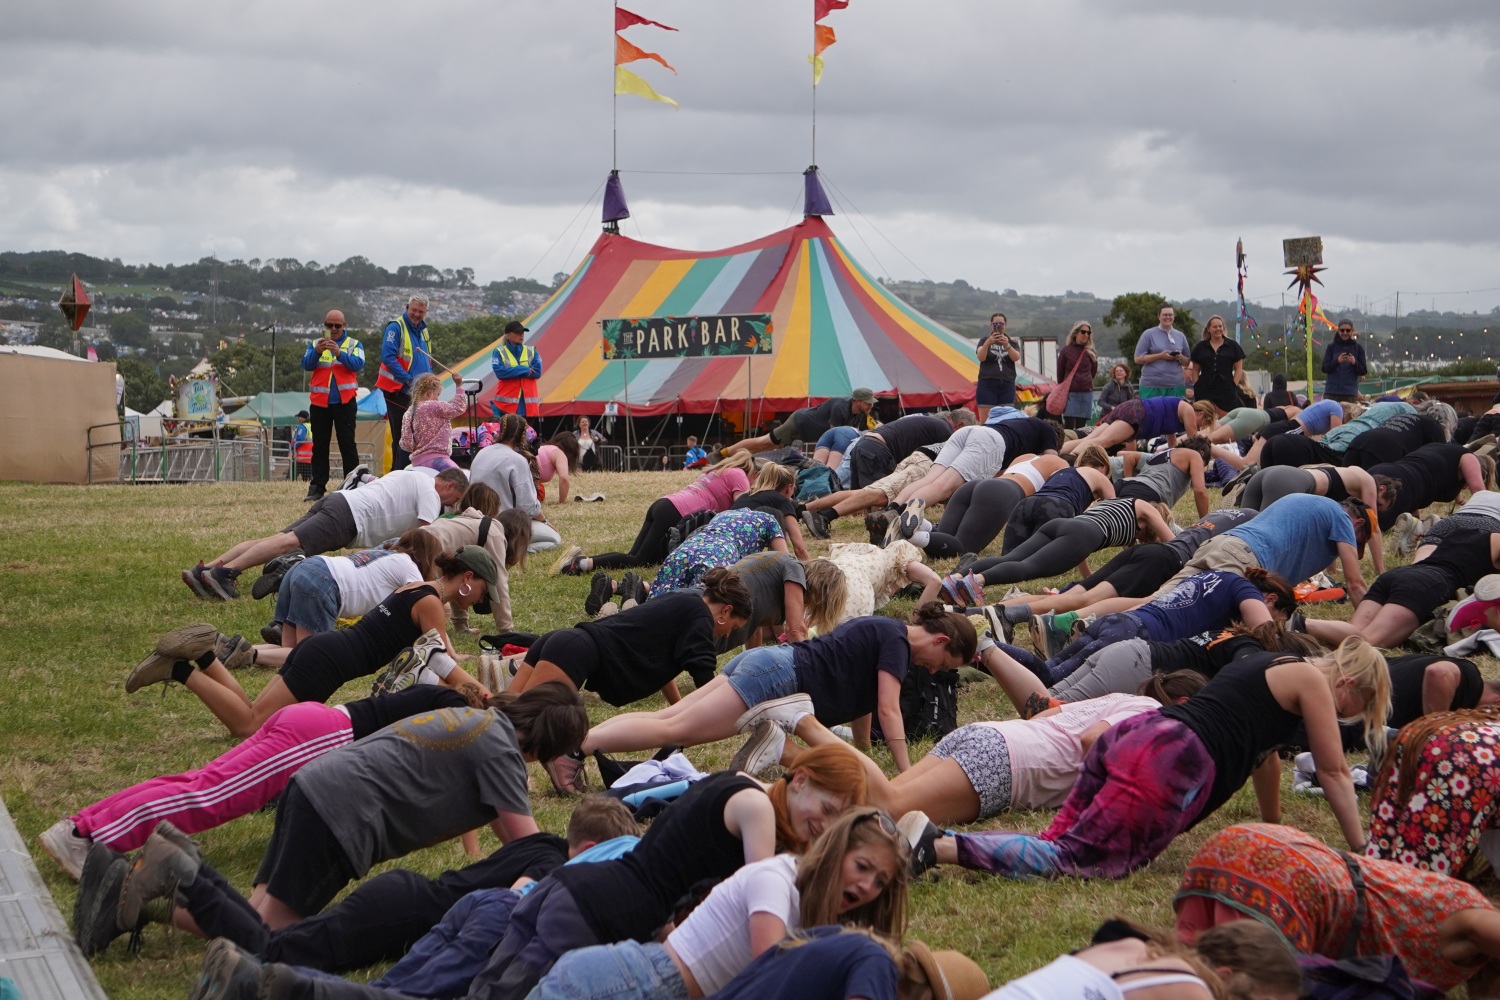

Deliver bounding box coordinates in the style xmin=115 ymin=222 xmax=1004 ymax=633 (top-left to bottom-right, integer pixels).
xmin=6 ymin=1 xmax=1500 ymax=314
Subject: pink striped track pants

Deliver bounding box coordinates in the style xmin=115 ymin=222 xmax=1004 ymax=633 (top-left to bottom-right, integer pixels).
xmin=72 ymin=702 xmax=353 ymax=851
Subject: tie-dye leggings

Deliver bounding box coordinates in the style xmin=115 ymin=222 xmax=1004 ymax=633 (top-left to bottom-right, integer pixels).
xmin=953 ymin=712 xmax=1215 ymax=879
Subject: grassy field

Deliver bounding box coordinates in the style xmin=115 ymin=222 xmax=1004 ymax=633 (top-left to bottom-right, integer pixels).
xmin=0 ymin=471 xmax=1460 ymax=998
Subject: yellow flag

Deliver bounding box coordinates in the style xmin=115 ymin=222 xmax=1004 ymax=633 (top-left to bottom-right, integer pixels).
xmin=615 ymin=65 xmax=677 ymax=108
xmin=808 ymin=53 xmax=825 ymax=85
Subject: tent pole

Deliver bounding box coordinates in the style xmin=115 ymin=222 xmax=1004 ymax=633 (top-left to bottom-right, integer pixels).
xmin=623 ymin=359 xmax=633 ymax=467
xmin=746 ymin=358 xmax=753 ymax=439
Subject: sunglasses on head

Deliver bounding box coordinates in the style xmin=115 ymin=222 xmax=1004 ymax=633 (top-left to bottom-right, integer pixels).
xmin=858 ymin=809 xmax=905 ymax=847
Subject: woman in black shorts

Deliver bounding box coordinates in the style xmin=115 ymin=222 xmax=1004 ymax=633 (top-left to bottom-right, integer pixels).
xmin=127 ymin=546 xmax=500 ymax=737
xmin=1302 ymin=527 xmax=1500 ymax=650
xmin=511 ymin=568 xmax=752 ymax=706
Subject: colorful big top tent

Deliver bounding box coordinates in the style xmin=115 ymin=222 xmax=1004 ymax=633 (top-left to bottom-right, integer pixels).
xmin=451 ymin=170 xmax=1041 ymax=418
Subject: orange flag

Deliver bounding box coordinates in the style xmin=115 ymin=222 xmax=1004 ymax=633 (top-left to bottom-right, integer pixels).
xmin=615 ymin=33 xmax=676 ymax=72
xmin=813 ymin=23 xmax=835 ymax=55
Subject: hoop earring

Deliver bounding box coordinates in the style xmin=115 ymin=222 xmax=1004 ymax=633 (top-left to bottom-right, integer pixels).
xmin=459 ymin=583 xmax=473 ymax=597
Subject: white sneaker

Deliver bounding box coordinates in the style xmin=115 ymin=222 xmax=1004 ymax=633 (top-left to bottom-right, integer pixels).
xmin=734 ymin=693 xmax=815 ymax=735
xmin=38 ymin=819 xmax=91 ymax=881
xmin=728 ymin=721 xmax=786 ymax=776
xmin=1389 ymin=512 xmax=1420 ymax=558
xmin=830 ymin=725 xmax=855 ymax=741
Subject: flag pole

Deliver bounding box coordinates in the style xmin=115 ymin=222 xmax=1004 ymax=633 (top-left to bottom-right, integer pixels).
xmin=810 ymin=0 xmax=818 ymax=164
xmin=613 ymin=2 xmax=619 ymax=170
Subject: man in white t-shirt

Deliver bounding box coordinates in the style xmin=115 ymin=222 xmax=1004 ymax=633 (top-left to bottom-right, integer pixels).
xmin=182 ymin=468 xmax=468 ymax=601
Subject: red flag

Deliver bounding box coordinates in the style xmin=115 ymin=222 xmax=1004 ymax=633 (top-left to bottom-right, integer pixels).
xmin=813 ymin=23 xmax=836 ymax=55
xmin=616 ymin=7 xmax=677 ymax=32
xmin=815 ymin=0 xmax=849 ymax=22
xmin=615 ymin=33 xmax=676 ymax=72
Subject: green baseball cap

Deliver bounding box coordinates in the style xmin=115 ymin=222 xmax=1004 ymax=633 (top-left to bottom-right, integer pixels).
xmin=453 ymin=544 xmax=500 ymax=616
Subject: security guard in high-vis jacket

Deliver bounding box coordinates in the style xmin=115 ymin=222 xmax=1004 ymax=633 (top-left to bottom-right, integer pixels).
xmin=300 ymin=310 xmax=365 ymax=500
xmin=491 ymin=319 xmax=542 ymax=421
xmin=375 ymin=294 xmax=432 ymax=470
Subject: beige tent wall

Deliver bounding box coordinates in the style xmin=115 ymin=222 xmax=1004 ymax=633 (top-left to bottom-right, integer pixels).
xmin=0 ymin=354 xmax=120 ymax=484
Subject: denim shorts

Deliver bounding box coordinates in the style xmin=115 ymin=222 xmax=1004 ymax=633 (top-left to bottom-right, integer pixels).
xmin=533 ymin=940 xmax=687 ymax=1000
xmin=721 ymin=645 xmax=799 ymax=708
xmin=816 ymin=425 xmax=860 ymax=453
xmin=273 ymin=556 xmax=340 ymax=633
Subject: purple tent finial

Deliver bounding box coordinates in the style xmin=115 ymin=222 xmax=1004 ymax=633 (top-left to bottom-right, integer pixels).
xmin=803 ymin=165 xmax=833 ymax=218
xmin=603 ymin=170 xmax=631 ymax=231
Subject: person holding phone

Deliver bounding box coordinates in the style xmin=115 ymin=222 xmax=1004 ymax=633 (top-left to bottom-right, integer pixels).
xmin=1133 ymin=304 xmax=1191 ymax=399
xmin=1321 ymin=319 xmax=1367 ymax=403
xmin=976 ymin=312 xmax=1021 ymax=422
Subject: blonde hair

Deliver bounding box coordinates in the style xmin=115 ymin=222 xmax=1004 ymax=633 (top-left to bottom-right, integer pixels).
xmin=1192 ymin=400 xmax=1220 ymax=426
xmin=752 ymin=463 xmax=797 ymax=493
xmin=1341 ymin=402 xmax=1365 ymax=422
xmin=707 ymin=451 xmax=756 ymax=475
xmin=1073 ymin=443 xmax=1110 ymax=473
xmin=1200 ymin=314 xmax=1227 ymax=342
xmin=802 ymin=559 xmax=849 ymax=634
xmin=411 ymin=373 xmax=444 ymax=404
xmin=1320 ymin=636 xmax=1392 ymax=759
xmin=795 ymin=807 xmax=908 ymax=935
xmin=1479 ymin=453 xmax=1498 ymax=492
xmin=1067 ymin=320 xmax=1097 ymax=361
xmin=1136 ymin=501 xmax=1172 ymax=543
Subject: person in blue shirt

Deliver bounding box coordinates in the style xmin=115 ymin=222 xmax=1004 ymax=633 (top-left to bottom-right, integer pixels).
xmin=491 ymin=321 xmax=543 ymax=423
xmin=1159 ymin=492 xmax=1370 ymax=604
xmin=375 ymin=296 xmax=433 ymax=471
xmin=683 ymin=435 xmax=709 ymax=469
xmin=292 ymin=411 xmax=312 ymax=482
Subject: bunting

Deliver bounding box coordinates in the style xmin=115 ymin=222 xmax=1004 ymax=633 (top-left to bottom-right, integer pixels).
xmin=615 ymin=7 xmax=676 ymax=32
xmin=615 ymin=65 xmax=678 ymax=108
xmin=615 ymin=5 xmax=678 ymax=108
xmin=810 ymin=0 xmax=848 ymax=86
xmin=615 ymin=33 xmax=676 ymax=73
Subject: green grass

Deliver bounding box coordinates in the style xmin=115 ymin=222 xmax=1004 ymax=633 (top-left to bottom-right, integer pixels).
xmin=0 ymin=473 xmax=1471 ymax=997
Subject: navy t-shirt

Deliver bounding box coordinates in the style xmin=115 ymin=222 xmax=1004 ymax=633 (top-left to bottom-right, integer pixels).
xmin=1135 ymin=570 xmax=1264 ymax=644
xmin=792 ymin=617 xmax=911 ymax=725
xmin=708 ymin=926 xmax=898 ymax=1000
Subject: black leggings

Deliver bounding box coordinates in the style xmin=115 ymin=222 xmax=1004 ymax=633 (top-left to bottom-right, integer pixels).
xmin=1259 ymin=433 xmax=1337 ymax=470
xmin=926 ymin=479 xmax=1026 ymax=558
xmin=970 ymin=519 xmax=1108 ymax=586
xmin=590 ymin=497 xmax=684 ymax=569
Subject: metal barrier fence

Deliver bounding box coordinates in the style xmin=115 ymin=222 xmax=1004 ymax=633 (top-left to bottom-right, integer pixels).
xmin=88 ymin=423 xmax=371 ymax=485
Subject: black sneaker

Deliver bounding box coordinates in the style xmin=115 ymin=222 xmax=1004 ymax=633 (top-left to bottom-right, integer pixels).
xmin=72 ymin=841 xmax=122 ymax=932
xmin=619 ymin=571 xmax=648 ymax=606
xmin=864 ymin=511 xmax=892 ymax=546
xmin=205 ymin=566 xmax=241 ymax=601
xmin=302 ymin=486 xmax=324 ymax=503
xmin=585 ymin=572 xmax=614 ymax=617
xmin=75 ymin=853 xmax=129 ymax=957
xmin=252 ymin=552 xmax=305 ymax=600
xmin=801 ymin=509 xmax=831 ymax=539
xmin=260 ymin=622 xmax=283 ymax=646
xmin=897 ymin=811 xmax=943 ymax=878
xmin=665 ymin=526 xmax=683 ymax=553
xmin=181 ymin=563 xmax=214 ymax=600
xmin=955 ymin=551 xmax=980 ymax=576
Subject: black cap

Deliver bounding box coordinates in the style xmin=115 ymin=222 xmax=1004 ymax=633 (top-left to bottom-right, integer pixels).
xmin=504 ymin=321 xmax=529 ymax=335
xmin=295 ymin=410 xmax=310 ymax=419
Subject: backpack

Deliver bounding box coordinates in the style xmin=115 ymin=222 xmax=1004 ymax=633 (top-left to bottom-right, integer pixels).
xmin=1295 ymin=955 xmax=1443 ymax=1000
xmin=795 ymin=463 xmax=841 ymax=502
xmin=875 ymin=667 xmax=960 ymax=743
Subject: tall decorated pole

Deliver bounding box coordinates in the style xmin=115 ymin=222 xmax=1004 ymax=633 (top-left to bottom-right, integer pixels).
xmin=614 ymin=2 xmax=679 ymax=172
xmin=1283 ymin=237 xmax=1332 ymax=394
xmin=1233 ymin=239 xmax=1257 ymax=345
xmin=809 ymin=0 xmax=848 ymax=163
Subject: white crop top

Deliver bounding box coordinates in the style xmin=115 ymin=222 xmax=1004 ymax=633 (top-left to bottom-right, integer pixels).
xmin=984 ymin=955 xmax=1210 ymax=999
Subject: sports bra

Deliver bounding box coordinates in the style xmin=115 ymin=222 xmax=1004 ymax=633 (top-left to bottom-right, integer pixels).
xmin=992 ymin=955 xmax=1209 ymax=999
xmin=1005 ymin=457 xmax=1047 ymax=492
xmin=1312 ymin=465 xmax=1349 ymax=503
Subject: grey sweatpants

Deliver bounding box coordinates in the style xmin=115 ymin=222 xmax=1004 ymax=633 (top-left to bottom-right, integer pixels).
xmin=1049 ymin=638 xmax=1154 ymax=703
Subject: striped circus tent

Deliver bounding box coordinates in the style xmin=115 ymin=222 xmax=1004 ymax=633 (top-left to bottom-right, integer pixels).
xmin=451 ymin=180 xmax=1041 ymax=418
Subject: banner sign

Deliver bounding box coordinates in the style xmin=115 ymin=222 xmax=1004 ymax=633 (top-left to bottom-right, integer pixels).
xmin=601 ymin=314 xmax=773 ymax=360
xmin=177 ymin=378 xmax=218 ymax=419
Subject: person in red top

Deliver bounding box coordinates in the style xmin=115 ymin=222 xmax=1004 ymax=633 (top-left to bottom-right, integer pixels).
xmin=300 ymin=310 xmax=365 ymax=502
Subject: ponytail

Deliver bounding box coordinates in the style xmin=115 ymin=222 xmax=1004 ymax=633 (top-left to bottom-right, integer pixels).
xmin=907 ymin=601 xmax=977 ymax=663
xmin=700 ymin=567 xmax=752 ymax=621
